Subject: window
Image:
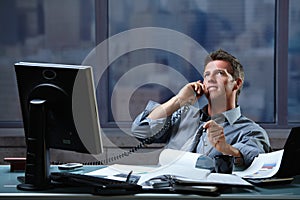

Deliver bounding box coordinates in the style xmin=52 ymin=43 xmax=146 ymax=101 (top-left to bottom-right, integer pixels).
xmin=0 ymin=0 xmax=299 ymax=135
xmin=97 ymin=0 xmax=276 ymax=128
xmin=0 ymin=0 xmax=95 ymax=128
xmin=288 ymin=0 xmax=300 ymax=123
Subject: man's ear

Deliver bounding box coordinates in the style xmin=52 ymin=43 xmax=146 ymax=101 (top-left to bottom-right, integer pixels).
xmin=233 ymin=78 xmax=243 ymax=91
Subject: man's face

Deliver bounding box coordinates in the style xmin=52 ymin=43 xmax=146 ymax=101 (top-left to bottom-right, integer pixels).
xmin=203 ymin=60 xmax=236 ymax=101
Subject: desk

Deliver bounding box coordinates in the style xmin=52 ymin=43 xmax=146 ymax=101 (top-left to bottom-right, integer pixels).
xmin=1 ymin=165 xmax=300 ymax=200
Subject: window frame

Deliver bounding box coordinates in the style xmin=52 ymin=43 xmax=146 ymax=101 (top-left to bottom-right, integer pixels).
xmin=274 ymin=0 xmax=289 ymax=129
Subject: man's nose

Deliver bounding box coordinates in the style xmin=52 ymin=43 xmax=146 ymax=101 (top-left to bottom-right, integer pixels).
xmin=204 ymin=74 xmax=216 ymax=83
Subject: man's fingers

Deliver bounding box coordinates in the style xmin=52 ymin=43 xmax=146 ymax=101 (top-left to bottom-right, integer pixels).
xmin=203 ymin=120 xmax=218 ymax=129
xmin=193 ymin=82 xmax=198 ymax=91
xmin=204 ymin=120 xmax=225 ymax=148
xmin=191 ymin=81 xmax=204 ymax=97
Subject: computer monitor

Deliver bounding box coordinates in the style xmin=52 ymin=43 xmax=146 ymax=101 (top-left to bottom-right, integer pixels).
xmin=14 ymin=62 xmax=103 ymax=190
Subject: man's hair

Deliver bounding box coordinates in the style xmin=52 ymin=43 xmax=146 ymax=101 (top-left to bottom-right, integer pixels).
xmin=204 ymin=49 xmax=245 ymax=102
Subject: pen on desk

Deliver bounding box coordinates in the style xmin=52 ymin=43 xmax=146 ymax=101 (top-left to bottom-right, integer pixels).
xmin=126 ymin=170 xmax=133 ymax=183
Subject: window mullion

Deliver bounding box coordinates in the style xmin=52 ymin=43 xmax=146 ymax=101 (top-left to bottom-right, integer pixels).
xmin=276 ymin=0 xmax=289 ymax=128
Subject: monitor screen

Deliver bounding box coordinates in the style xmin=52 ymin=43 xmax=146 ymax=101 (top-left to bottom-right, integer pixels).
xmin=14 ymin=62 xmax=103 ymax=190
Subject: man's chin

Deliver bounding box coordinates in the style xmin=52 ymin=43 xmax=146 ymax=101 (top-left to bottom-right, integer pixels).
xmin=208 ymin=93 xmax=226 ymax=102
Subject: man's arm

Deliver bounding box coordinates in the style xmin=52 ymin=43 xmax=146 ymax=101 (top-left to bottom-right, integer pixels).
xmin=148 ymin=81 xmax=204 ymax=120
xmin=131 ymin=81 xmax=204 ymax=144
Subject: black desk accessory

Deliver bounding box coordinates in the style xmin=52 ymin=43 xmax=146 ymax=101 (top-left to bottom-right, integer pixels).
xmin=14 ymin=62 xmax=103 ymax=191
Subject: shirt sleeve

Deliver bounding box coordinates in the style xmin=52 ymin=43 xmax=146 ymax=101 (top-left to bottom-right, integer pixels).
xmin=131 ymin=100 xmax=172 ymax=142
xmin=232 ymin=128 xmax=271 ymax=167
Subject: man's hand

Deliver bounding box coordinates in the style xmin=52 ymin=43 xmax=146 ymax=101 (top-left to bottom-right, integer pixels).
xmin=148 ymin=81 xmax=204 ymax=120
xmin=203 ymin=120 xmax=227 ymax=152
xmin=176 ymin=81 xmax=204 ymax=106
xmin=203 ymin=120 xmax=242 ymax=157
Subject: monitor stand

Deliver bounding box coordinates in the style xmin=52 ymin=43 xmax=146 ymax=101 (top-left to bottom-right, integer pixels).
xmin=17 ymin=99 xmax=51 ymax=191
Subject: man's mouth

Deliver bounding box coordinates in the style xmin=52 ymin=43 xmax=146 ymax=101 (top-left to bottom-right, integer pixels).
xmin=207 ymin=86 xmax=218 ymax=91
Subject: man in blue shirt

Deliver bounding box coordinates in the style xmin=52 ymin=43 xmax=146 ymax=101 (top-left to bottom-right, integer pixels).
xmin=131 ymin=49 xmax=271 ymax=168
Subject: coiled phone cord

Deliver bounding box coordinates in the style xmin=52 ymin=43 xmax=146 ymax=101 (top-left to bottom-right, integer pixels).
xmin=52 ymin=105 xmax=190 ymax=166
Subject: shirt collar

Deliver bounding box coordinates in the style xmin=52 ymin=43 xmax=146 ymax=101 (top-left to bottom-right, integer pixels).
xmin=219 ymin=106 xmax=241 ymax=125
xmin=194 ymin=105 xmax=241 ymax=125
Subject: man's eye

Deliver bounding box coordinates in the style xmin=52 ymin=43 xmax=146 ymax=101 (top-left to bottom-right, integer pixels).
xmin=217 ymin=70 xmax=225 ymax=75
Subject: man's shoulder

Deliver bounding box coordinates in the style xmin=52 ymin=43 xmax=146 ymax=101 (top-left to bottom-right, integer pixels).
xmin=237 ymin=115 xmax=255 ymax=122
xmin=236 ymin=115 xmax=266 ymax=131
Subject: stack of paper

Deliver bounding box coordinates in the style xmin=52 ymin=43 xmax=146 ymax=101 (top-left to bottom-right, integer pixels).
xmin=233 ymin=149 xmax=284 ymax=179
xmin=85 ymin=149 xmax=252 ymax=187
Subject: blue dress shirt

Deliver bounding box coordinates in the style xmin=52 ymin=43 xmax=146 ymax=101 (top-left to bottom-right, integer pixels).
xmin=131 ymin=100 xmax=271 ymax=168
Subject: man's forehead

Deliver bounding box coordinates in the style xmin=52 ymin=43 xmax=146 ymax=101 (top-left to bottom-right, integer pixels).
xmin=204 ymin=60 xmax=233 ymax=73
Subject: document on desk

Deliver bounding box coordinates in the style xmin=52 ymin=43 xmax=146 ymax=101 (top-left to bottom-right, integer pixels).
xmin=85 ymin=149 xmax=251 ymax=187
xmin=173 ymin=173 xmax=252 ymax=187
xmin=86 ymin=149 xmax=210 ymax=184
xmin=233 ymin=149 xmax=284 ymax=179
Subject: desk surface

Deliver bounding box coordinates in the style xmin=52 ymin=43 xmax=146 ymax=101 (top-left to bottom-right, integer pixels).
xmin=1 ymin=165 xmax=300 ymax=200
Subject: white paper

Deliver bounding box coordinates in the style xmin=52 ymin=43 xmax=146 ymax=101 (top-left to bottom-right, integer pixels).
xmin=233 ymin=149 xmax=284 ymax=179
xmin=158 ymin=148 xmax=202 ymax=166
xmin=85 ymin=149 xmax=285 ymax=187
xmin=85 ymin=149 xmax=252 ymax=186
xmin=85 ymin=164 xmax=157 ymax=182
xmin=85 ymin=165 xmax=147 ymax=177
xmin=86 ymin=149 xmax=210 ymax=185
xmin=136 ymin=163 xmax=210 ymax=185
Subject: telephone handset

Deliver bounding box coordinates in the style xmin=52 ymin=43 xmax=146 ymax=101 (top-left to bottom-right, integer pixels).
xmin=80 ymin=104 xmax=191 ymax=165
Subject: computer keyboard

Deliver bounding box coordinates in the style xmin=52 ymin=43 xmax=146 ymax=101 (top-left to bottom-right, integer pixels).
xmin=50 ymin=172 xmax=142 ymax=195
xmin=50 ymin=172 xmax=140 ymax=188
